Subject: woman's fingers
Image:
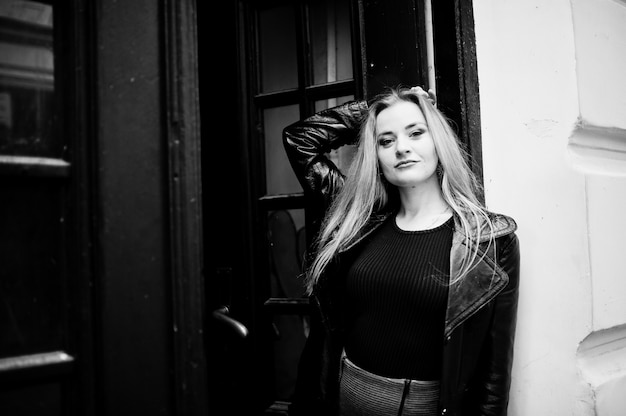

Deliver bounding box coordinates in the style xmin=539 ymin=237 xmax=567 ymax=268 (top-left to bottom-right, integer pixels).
xmin=410 ymin=86 xmax=437 ymax=106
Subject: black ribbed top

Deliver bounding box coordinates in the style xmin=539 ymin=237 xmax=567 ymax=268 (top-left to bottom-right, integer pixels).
xmin=343 ymin=216 xmax=453 ymax=380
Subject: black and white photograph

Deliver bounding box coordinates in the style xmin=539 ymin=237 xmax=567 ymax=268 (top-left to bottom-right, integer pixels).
xmin=0 ymin=1 xmax=624 ymax=415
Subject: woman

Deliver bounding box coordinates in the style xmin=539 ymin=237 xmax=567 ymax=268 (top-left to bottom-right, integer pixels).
xmin=283 ymin=86 xmax=520 ymax=416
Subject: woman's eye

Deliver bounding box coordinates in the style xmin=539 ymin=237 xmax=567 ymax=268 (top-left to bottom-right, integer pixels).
xmin=378 ymin=138 xmax=393 ymax=147
xmin=410 ymin=130 xmax=424 ymax=138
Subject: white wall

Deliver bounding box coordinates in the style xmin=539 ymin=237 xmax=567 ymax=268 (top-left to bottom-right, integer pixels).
xmin=472 ymin=0 xmax=626 ymax=414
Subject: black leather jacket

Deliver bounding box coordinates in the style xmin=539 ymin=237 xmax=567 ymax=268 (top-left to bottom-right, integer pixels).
xmin=283 ymin=101 xmax=520 ymax=416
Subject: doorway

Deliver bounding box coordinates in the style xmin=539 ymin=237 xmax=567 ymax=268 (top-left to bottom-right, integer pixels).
xmin=199 ymin=0 xmax=482 ymax=414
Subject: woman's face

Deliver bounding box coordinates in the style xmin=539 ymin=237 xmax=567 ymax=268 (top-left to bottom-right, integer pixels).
xmin=375 ymin=100 xmax=439 ymax=189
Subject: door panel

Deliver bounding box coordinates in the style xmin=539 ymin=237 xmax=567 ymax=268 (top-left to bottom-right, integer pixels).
xmin=0 ymin=178 xmax=65 ymax=356
xmin=0 ymin=0 xmax=75 ymax=406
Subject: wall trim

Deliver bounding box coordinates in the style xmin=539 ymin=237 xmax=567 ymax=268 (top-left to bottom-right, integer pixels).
xmin=567 ymin=121 xmax=626 ymax=176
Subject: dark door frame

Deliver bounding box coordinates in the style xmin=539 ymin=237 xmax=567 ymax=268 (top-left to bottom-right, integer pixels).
xmin=430 ymin=0 xmax=483 ymax=186
xmin=162 ymin=0 xmax=208 ymax=414
xmin=94 ymin=0 xmax=207 ymax=414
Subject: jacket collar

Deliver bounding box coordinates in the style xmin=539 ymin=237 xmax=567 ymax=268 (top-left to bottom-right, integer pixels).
xmin=445 ymin=212 xmax=517 ymax=336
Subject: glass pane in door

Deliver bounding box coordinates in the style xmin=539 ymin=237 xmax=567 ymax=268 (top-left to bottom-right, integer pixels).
xmin=272 ymin=312 xmax=307 ymax=401
xmin=309 ymin=0 xmax=353 ymax=85
xmin=267 ymin=208 xmax=307 ymax=402
xmin=0 ymin=178 xmax=65 ymax=358
xmin=258 ymin=4 xmax=298 ymax=93
xmin=0 ymin=1 xmax=58 ymax=157
xmin=267 ymin=208 xmax=306 ymax=299
xmin=263 ymin=104 xmax=302 ymax=196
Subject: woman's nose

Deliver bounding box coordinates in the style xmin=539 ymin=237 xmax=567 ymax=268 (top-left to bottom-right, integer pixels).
xmin=395 ymin=135 xmax=411 ymax=154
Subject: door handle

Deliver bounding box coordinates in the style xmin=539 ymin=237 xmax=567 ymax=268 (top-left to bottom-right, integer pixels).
xmin=212 ymin=306 xmax=248 ymax=338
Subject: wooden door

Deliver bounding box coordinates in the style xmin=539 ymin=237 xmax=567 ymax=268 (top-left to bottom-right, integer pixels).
xmin=0 ymin=2 xmax=92 ymax=413
xmin=0 ymin=1 xmax=209 ymax=415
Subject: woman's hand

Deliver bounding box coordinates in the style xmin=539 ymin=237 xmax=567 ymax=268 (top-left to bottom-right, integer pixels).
xmin=410 ymin=86 xmax=437 ymax=107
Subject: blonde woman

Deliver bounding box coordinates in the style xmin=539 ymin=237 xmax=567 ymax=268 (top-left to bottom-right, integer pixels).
xmin=283 ymin=86 xmax=520 ymax=416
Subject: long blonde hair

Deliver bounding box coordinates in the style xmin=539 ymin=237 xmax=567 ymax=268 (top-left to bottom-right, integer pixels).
xmin=305 ymin=87 xmax=493 ymax=295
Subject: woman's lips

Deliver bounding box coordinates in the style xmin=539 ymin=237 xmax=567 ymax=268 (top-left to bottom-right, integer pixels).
xmin=395 ymin=160 xmax=418 ymax=168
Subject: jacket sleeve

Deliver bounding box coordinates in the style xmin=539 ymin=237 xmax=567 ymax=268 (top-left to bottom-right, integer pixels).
xmin=282 ymin=100 xmax=369 ymax=208
xmin=474 ymin=233 xmax=521 ymax=415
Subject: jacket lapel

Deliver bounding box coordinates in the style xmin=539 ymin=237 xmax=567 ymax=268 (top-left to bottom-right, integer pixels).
xmin=444 ymin=215 xmax=516 ymax=337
